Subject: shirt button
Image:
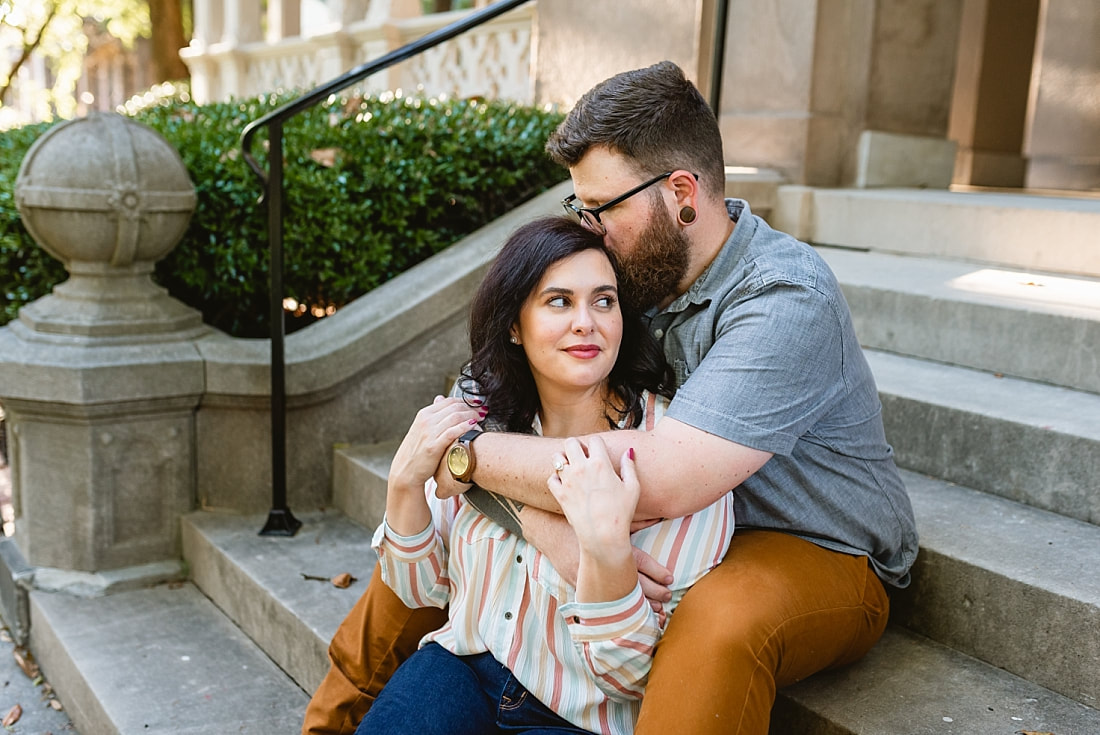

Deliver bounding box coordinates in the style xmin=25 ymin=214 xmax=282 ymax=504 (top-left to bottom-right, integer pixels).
xmin=515 ymin=555 xmax=523 ymax=564
xmin=654 ymin=328 xmax=664 ymax=339
xmin=504 ymin=612 xmax=513 ymax=620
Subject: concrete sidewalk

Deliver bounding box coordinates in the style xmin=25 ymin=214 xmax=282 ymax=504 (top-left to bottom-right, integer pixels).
xmin=1 ymin=613 xmax=76 ymax=734
xmin=1 ymin=440 xmax=76 ymax=734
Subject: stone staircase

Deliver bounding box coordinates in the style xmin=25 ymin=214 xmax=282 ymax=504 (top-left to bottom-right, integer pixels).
xmin=22 ymin=186 xmax=1100 ymax=734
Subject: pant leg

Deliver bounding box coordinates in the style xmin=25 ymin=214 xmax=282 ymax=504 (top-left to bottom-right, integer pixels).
xmin=634 ymin=530 xmax=890 ymax=735
xmin=302 ymin=564 xmax=449 ymax=735
xmin=355 ymin=643 xmax=496 ymax=735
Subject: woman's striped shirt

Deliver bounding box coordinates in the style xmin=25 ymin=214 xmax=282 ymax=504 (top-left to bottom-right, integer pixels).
xmin=372 ymin=392 xmax=735 ymax=735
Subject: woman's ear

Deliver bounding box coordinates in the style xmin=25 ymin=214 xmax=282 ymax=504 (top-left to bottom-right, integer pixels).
xmin=509 ymin=325 xmax=521 ymax=345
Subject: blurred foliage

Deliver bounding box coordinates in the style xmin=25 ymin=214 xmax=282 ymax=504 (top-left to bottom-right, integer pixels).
xmin=0 ymin=85 xmax=567 ymax=336
xmin=0 ymin=0 xmax=149 ymax=119
xmin=0 ymin=118 xmax=66 ymax=325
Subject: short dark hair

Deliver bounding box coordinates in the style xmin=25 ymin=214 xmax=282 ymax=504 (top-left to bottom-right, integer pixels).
xmin=462 ymin=216 xmax=673 ymax=433
xmin=546 ymin=61 xmax=725 ymax=199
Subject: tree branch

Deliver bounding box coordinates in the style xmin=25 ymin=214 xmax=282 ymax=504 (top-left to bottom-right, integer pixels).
xmin=0 ymin=1 xmax=61 ymax=106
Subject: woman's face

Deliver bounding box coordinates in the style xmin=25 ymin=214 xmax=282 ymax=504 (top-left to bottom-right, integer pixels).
xmin=511 ymin=249 xmax=623 ymax=398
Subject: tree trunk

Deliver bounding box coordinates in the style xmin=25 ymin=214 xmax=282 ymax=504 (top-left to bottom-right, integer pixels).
xmin=148 ymin=0 xmax=190 ymax=81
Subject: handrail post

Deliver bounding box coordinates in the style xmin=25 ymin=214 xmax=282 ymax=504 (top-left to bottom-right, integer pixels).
xmin=259 ymin=121 xmax=302 ymax=537
xmin=242 ymin=0 xmax=531 ymax=537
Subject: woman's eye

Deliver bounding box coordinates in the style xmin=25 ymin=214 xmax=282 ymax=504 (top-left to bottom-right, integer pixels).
xmin=594 ymin=295 xmax=616 ymax=308
xmin=548 ymin=296 xmax=568 ymax=307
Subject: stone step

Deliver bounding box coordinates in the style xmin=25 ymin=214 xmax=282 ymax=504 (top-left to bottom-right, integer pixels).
xmin=331 ymin=440 xmax=1098 ymax=703
xmin=774 ymin=186 xmax=1100 ymax=278
xmin=334 ymin=353 xmax=1100 ymax=530
xmin=868 ymin=349 xmax=1100 ymax=526
xmin=895 ymin=468 xmax=1100 ymax=707
xmin=333 ymin=440 xmax=398 ymax=533
xmin=772 ymin=626 xmax=1100 ymax=735
xmin=181 ymin=510 xmax=377 ymax=697
xmin=818 ymin=245 xmax=1100 ymax=394
xmin=193 ymin=444 xmax=1100 ymax=727
xmin=27 ymin=582 xmax=308 ymax=734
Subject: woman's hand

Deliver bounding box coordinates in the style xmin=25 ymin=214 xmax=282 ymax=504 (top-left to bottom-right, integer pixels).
xmin=386 ymin=396 xmax=484 ymax=536
xmin=547 ymin=436 xmax=639 ymax=602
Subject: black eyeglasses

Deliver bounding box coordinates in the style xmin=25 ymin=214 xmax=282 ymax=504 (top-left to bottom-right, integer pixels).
xmin=562 ymin=171 xmax=697 ymax=235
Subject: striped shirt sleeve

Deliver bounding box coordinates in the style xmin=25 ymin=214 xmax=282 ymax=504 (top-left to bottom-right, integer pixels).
xmin=559 ymin=582 xmax=658 ymax=701
xmin=371 ymin=480 xmax=460 ymax=610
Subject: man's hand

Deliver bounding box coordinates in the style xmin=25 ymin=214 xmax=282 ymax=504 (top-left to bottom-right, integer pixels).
xmin=521 ymin=506 xmax=673 ymax=622
xmin=433 ymin=465 xmax=472 ymax=499
xmin=633 ymin=545 xmax=673 ymax=623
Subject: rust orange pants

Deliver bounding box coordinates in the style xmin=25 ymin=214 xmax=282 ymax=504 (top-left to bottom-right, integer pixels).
xmin=302 ymin=530 xmax=889 ymax=735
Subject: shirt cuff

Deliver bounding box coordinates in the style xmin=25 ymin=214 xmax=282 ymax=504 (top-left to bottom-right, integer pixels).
xmin=372 ymin=515 xmax=435 ymax=562
xmin=560 ymin=581 xmax=652 ymax=642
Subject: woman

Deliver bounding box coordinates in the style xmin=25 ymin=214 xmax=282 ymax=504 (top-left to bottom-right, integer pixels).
xmin=358 ymin=217 xmax=734 ymax=735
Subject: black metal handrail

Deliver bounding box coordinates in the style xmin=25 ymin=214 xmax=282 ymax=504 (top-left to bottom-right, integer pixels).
xmin=241 ymin=0 xmax=531 ymax=536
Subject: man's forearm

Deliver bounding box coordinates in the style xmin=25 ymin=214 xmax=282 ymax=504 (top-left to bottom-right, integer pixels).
xmin=469 ymin=432 xmax=569 ymax=513
xmin=471 ymin=419 xmax=771 ymax=520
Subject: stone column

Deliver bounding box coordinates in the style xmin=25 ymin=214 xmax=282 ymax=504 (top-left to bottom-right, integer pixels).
xmin=192 ymin=0 xmax=224 ymax=47
xmin=0 ymin=113 xmax=205 ymax=594
xmin=715 ymin=0 xmax=963 ymax=187
xmin=948 ymin=0 xmax=1039 ymax=188
xmin=533 ymin=0 xmax=706 ymax=110
xmin=1024 ymin=0 xmax=1100 ymax=190
xmin=266 ymin=0 xmax=301 ymax=42
xmin=222 ymin=0 xmax=262 ymax=45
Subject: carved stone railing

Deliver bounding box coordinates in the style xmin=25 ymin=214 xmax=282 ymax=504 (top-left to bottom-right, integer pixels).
xmin=181 ymin=1 xmax=535 ymax=104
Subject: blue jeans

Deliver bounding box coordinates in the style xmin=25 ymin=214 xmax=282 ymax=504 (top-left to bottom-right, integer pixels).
xmin=354 ymin=642 xmax=595 ymax=735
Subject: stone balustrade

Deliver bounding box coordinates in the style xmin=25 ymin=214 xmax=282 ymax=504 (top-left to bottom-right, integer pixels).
xmin=181 ymin=0 xmax=533 ymax=104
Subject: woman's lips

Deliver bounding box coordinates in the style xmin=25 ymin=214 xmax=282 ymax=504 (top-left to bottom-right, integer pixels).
xmin=564 ymin=344 xmax=601 ymax=359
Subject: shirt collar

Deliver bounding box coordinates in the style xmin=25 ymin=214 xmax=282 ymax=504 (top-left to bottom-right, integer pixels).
xmin=655 ymin=198 xmax=753 ymax=316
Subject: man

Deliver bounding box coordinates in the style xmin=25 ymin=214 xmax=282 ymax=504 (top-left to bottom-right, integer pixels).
xmin=304 ymin=61 xmax=917 ymax=735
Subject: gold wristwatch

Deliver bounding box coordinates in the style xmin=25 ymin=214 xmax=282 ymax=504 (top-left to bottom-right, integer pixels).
xmin=446 ymin=429 xmax=482 ymax=483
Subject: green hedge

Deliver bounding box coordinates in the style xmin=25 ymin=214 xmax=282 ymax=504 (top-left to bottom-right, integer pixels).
xmin=0 ymin=90 xmax=566 ymax=337
xmin=0 ymin=121 xmax=67 ymax=327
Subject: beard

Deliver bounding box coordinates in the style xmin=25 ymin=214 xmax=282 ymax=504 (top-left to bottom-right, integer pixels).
xmin=617 ymin=196 xmax=691 ymax=312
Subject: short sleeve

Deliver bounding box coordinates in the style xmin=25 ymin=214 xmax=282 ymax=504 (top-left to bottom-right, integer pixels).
xmin=666 ymin=282 xmax=847 ymax=456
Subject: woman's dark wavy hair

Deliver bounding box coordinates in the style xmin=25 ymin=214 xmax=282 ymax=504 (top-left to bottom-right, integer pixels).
xmin=461 ymin=216 xmax=674 ymax=434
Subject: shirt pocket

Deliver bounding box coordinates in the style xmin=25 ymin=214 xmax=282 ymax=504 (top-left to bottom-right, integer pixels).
xmin=453 ymin=507 xmax=512 ymax=551
xmin=672 ymin=358 xmax=693 ymax=386
xmin=529 ymin=549 xmax=574 ymax=603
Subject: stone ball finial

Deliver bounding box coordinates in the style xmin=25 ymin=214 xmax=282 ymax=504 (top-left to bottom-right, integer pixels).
xmin=15 ymin=112 xmax=197 ymax=268
xmin=10 ymin=112 xmax=205 ymax=341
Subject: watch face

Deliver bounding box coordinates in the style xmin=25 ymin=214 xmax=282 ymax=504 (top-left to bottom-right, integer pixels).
xmin=447 ymin=445 xmax=470 ymax=477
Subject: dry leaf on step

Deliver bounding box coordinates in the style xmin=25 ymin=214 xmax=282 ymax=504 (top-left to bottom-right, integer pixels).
xmin=331 ymin=573 xmax=356 ymax=588
xmin=1017 ymin=731 xmax=1057 ymax=735
xmin=49 ymin=698 xmax=64 ymax=711
xmin=13 ymin=647 xmax=39 ymax=679
xmin=2 ymin=703 xmax=22 ymax=727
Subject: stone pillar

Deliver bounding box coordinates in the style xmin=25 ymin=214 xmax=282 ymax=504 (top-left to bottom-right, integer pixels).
xmin=192 ymin=0 xmax=224 ymax=47
xmin=1024 ymin=0 xmax=1100 ymax=190
xmin=0 ymin=113 xmax=205 ymax=593
xmin=533 ymin=0 xmax=707 ymax=110
xmin=948 ymin=0 xmax=1039 ymax=188
xmin=266 ymin=0 xmax=301 ymax=42
xmin=223 ymin=0 xmax=262 ymax=45
xmin=716 ymin=0 xmax=963 ymax=187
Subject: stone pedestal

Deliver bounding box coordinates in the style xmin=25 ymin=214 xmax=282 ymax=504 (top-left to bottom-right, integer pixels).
xmin=0 ymin=113 xmax=205 ymax=591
